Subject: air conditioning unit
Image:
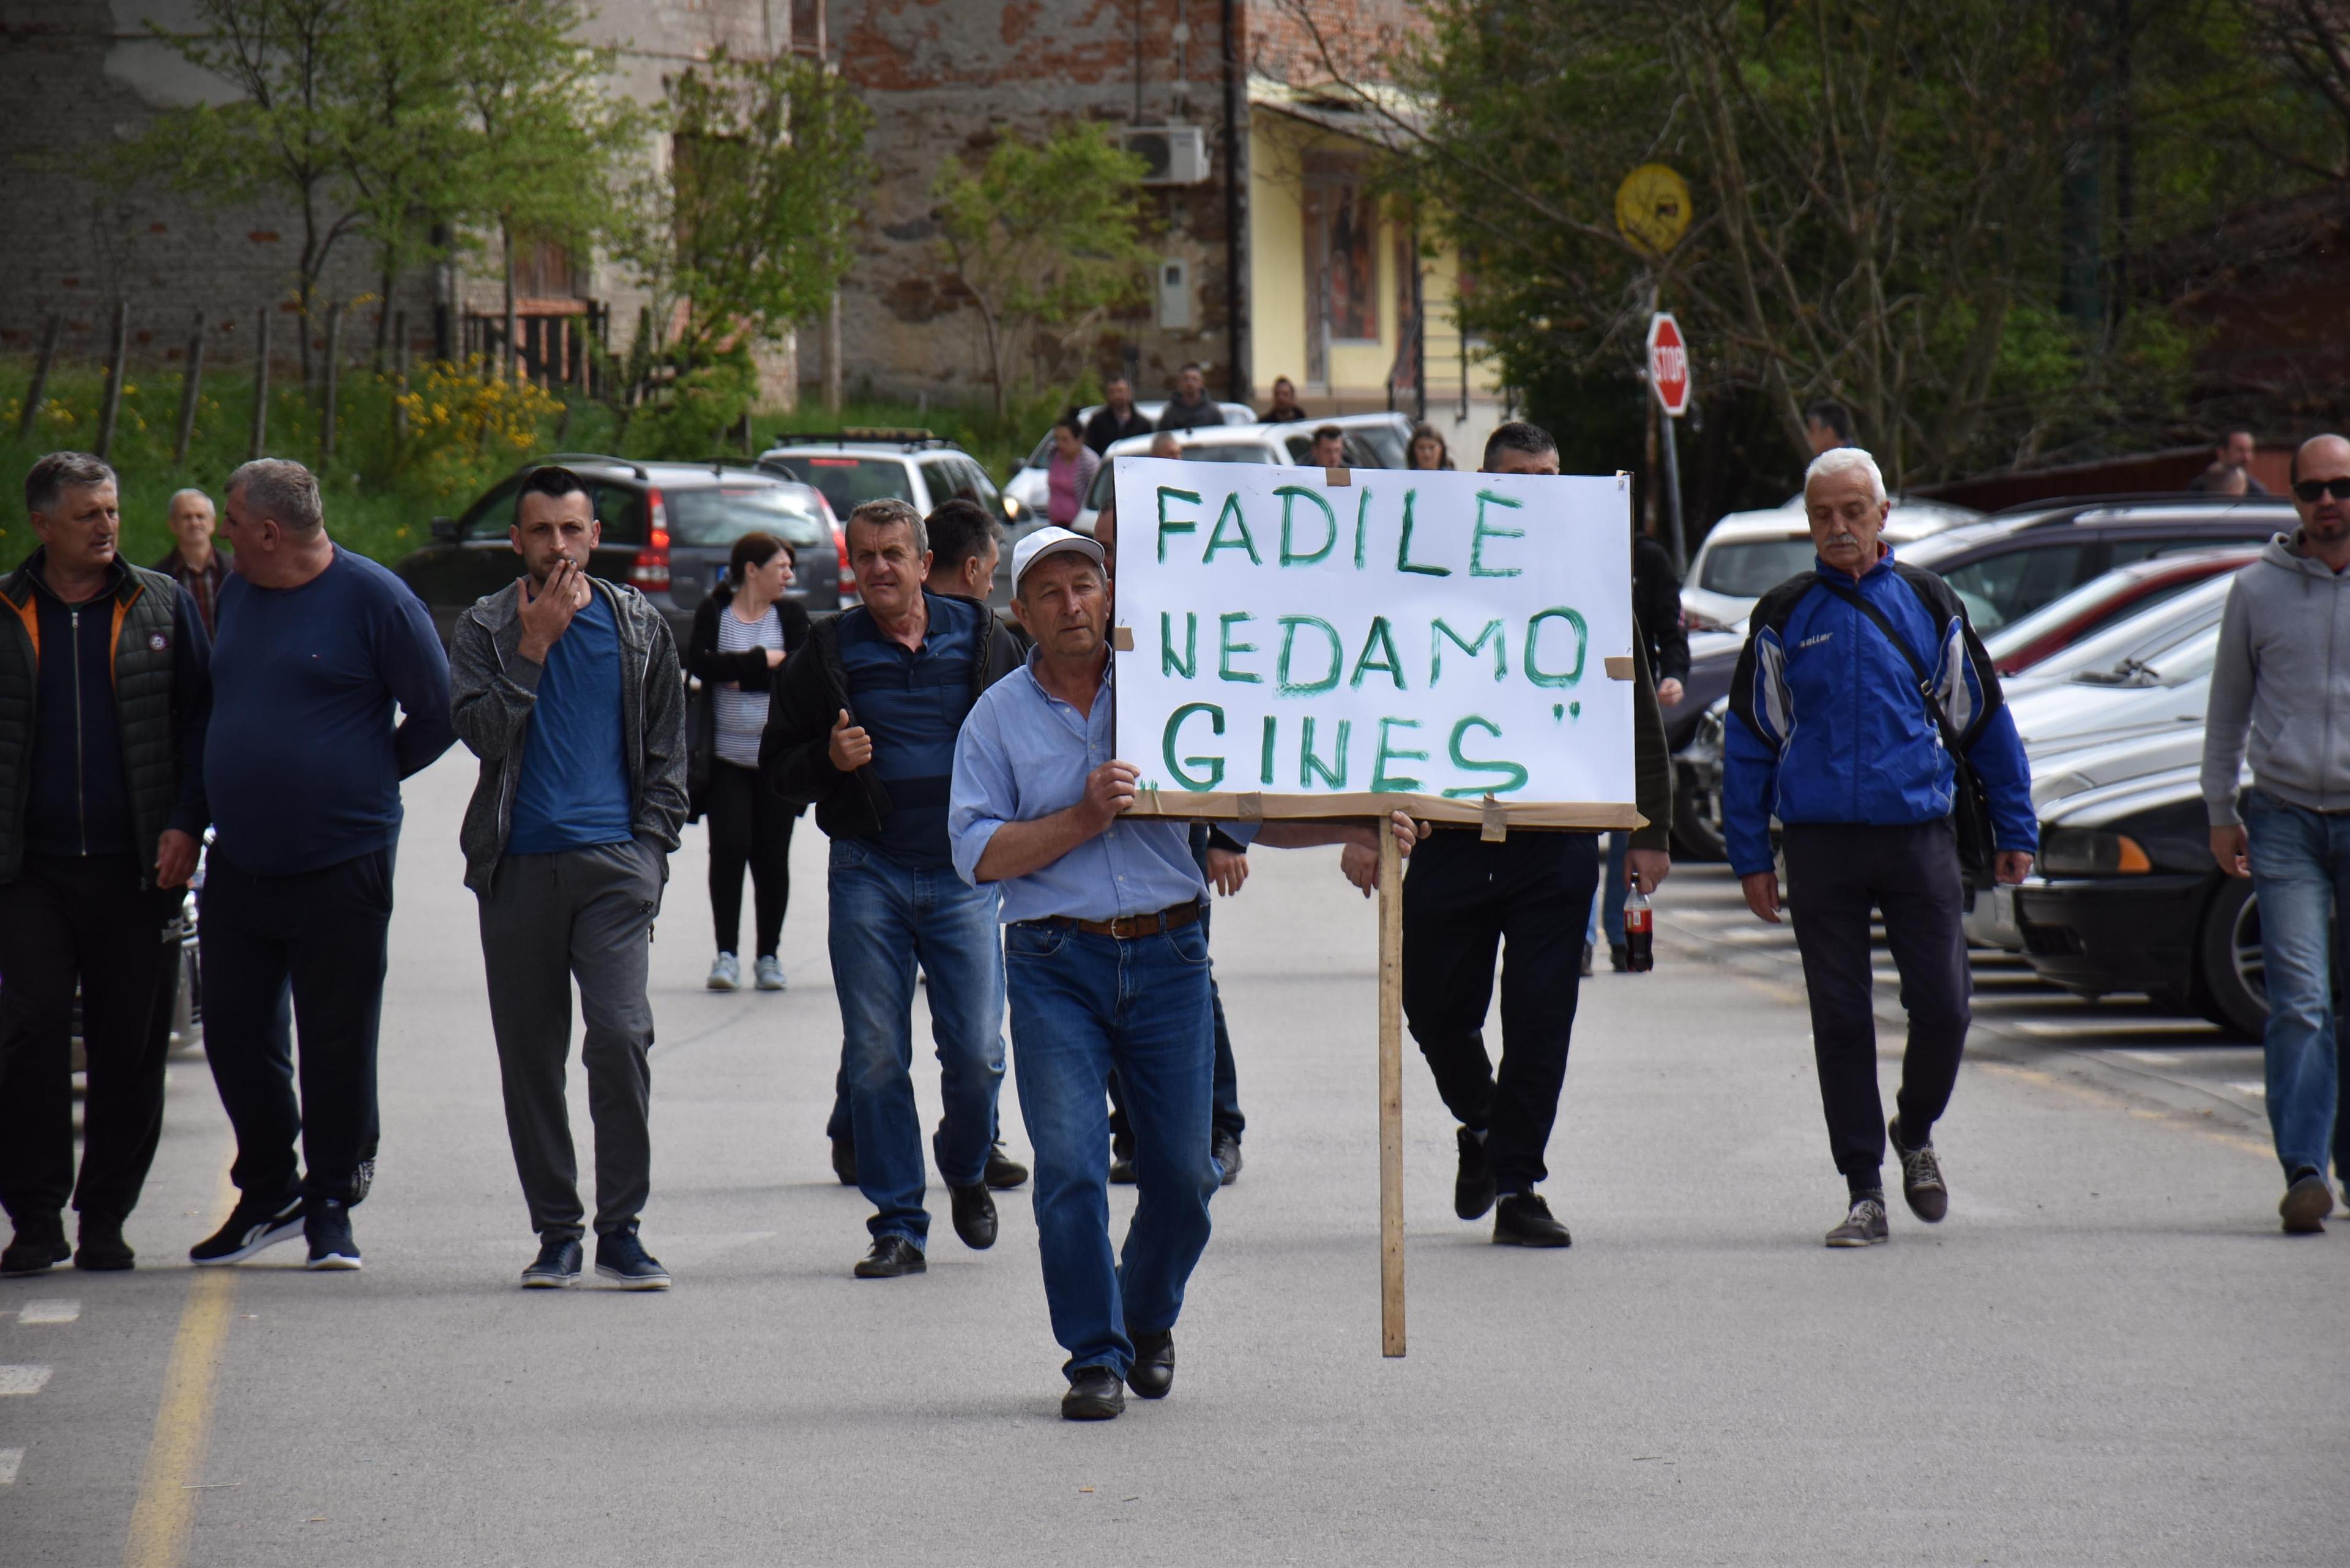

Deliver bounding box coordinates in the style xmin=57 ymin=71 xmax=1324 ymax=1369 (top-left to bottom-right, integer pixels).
xmin=1122 ymin=125 xmax=1211 ymax=185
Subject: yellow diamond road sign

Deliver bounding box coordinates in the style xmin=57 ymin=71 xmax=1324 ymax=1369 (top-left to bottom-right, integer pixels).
xmin=1615 ymin=164 xmax=1692 ymax=258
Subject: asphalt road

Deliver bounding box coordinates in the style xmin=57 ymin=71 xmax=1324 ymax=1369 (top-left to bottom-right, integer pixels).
xmin=4 ymin=750 xmax=2345 ymax=1566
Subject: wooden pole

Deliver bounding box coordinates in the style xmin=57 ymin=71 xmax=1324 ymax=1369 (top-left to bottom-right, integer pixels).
xmin=1377 ymin=823 xmax=1406 ymax=1357
xmin=392 ymin=310 xmax=409 ymax=442
xmin=173 ymin=312 xmax=206 ymax=465
xmin=249 ymin=306 xmax=271 ymax=460
xmin=321 ymin=302 xmax=343 ymax=461
xmin=19 ymin=315 xmax=60 ymax=440
xmin=95 ymin=299 xmax=130 ymax=460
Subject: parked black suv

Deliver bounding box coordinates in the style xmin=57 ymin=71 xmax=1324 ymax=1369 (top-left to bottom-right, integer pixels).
xmin=395 ymin=455 xmax=844 ymax=648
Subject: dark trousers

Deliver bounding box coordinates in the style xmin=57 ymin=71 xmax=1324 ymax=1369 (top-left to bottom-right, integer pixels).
xmin=1782 ymin=820 xmax=1971 ymax=1189
xmin=200 ymin=848 xmax=393 ymax=1208
xmin=0 ymin=855 xmax=181 ymax=1226
xmin=1401 ymin=829 xmax=1600 ymax=1194
xmin=705 ymin=761 xmax=794 ymax=959
xmin=478 ymin=840 xmax=663 ymax=1241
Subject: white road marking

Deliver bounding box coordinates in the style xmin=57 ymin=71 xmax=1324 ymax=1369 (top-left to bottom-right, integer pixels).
xmin=0 ymin=1447 xmax=21 ymax=1484
xmin=0 ymin=1365 xmax=53 ymax=1395
xmin=17 ymin=1299 xmax=80 ymax=1324
xmin=2011 ymin=1018 xmax=2219 ymax=1039
xmin=2227 ymin=1081 xmax=2267 ymax=1097
xmin=2116 ymin=1051 xmax=2183 ymax=1066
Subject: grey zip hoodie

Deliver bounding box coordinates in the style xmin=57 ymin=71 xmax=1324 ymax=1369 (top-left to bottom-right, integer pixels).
xmin=449 ymin=575 xmax=688 ymax=892
xmin=2202 ymin=531 xmax=2350 ymax=826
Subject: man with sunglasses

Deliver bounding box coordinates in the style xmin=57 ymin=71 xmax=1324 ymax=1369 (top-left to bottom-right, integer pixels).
xmin=2204 ymin=433 xmax=2350 ymax=1234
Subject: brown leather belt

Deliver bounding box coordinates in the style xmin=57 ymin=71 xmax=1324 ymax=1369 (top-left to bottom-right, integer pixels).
xmin=1025 ymin=901 xmax=1203 ymax=939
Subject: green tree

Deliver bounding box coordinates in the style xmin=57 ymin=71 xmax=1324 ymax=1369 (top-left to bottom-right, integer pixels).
xmin=931 ymin=122 xmax=1153 ymax=417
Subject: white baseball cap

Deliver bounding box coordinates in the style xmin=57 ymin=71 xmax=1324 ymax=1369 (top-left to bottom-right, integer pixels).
xmin=1011 ymin=524 xmax=1106 ymax=589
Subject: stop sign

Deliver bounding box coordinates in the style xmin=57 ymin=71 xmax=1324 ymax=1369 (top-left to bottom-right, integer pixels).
xmin=1647 ymin=313 xmax=1692 ymax=417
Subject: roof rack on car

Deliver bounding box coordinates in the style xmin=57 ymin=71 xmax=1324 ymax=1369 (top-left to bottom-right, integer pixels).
xmin=766 ymin=428 xmax=954 ymax=449
xmin=537 ymin=452 xmax=649 ymax=480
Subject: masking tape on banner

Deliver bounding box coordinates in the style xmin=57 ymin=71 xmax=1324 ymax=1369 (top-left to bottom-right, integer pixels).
xmin=1325 ymin=467 xmax=1351 ymax=487
xmin=1481 ymin=793 xmax=1509 ymax=842
xmin=1111 ymin=625 xmax=1134 ymax=652
xmin=1605 ymin=655 xmax=1635 ymax=680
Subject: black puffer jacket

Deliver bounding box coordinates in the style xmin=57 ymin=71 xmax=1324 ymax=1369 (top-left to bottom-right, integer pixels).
xmin=685 ymin=583 xmax=812 ymax=821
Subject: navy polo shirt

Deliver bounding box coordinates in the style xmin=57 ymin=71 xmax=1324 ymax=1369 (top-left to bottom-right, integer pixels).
xmin=839 ymin=591 xmax=980 ymax=871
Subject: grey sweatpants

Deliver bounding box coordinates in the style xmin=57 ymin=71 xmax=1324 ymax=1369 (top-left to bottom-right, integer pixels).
xmin=478 ymin=837 xmax=666 ymax=1241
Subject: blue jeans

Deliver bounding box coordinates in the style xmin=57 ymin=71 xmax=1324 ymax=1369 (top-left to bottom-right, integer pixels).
xmin=1586 ymin=832 xmax=1630 ymax=949
xmin=1006 ymin=919 xmax=1217 ymax=1381
xmin=827 ymin=840 xmax=1005 ymax=1247
xmin=2244 ymin=790 xmax=2350 ymax=1180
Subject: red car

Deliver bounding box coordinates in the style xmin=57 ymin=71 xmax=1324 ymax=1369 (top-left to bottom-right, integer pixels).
xmin=1982 ymin=548 xmax=2259 ymax=674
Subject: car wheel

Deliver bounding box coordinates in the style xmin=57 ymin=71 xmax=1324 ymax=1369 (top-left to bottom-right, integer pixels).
xmin=2193 ymin=877 xmax=2266 ymax=1040
xmin=1671 ymin=761 xmax=1728 ymax=862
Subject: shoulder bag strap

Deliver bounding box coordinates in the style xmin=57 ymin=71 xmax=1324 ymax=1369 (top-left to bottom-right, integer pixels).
xmin=1815 ymin=578 xmax=1969 ymax=756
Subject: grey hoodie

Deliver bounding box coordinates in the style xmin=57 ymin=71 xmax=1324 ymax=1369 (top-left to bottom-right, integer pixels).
xmin=2202 ymin=531 xmax=2350 ymax=826
xmin=449 ymin=575 xmax=688 ymax=892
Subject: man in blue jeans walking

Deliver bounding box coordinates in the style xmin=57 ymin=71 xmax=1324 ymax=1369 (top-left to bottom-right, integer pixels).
xmin=2204 ymin=432 xmax=2350 ymax=1234
xmin=950 ymin=525 xmax=1416 ymax=1420
xmin=763 ymin=498 xmax=1026 ymax=1279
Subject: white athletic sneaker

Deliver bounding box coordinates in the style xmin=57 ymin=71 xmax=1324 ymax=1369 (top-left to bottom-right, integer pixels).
xmin=754 ymin=955 xmax=786 ymax=991
xmin=706 ymin=952 xmax=740 ymax=991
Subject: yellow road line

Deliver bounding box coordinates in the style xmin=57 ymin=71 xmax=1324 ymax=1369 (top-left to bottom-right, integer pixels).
xmin=124 ymin=1175 xmax=239 ymax=1568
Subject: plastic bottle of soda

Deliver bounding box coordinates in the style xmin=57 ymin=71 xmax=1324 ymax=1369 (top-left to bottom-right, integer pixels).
xmin=1622 ymin=884 xmax=1654 ymax=973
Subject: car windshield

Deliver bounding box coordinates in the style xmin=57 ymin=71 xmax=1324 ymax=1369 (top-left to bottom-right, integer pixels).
xmin=770 ymin=455 xmax=913 ymax=518
xmin=1700 ymin=537 xmax=1818 ymax=597
xmin=1985 ymin=569 xmax=2223 ymax=666
xmin=2022 ymin=575 xmax=2234 ymax=683
xmin=666 ymin=486 xmax=830 ymax=550
xmin=2070 ymin=623 xmax=2221 ymax=688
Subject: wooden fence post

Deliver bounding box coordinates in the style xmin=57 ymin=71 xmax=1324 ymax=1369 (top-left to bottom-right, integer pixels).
xmin=95 ymin=300 xmax=130 ymax=460
xmin=18 ymin=315 xmax=60 ymax=440
xmin=249 ymin=306 xmax=271 ymax=460
xmin=321 ymin=302 xmax=343 ymax=461
xmin=392 ymin=310 xmax=409 ymax=442
xmin=174 ymin=312 xmax=206 ymax=465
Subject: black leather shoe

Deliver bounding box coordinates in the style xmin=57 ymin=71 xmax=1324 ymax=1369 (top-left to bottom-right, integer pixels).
xmin=1493 ymin=1191 xmax=1572 ymax=1247
xmin=2 ymin=1217 xmax=70 ymax=1278
xmin=75 ymin=1215 xmax=135 ymax=1271
xmin=1062 ymin=1365 xmax=1125 ymax=1421
xmin=983 ymin=1143 xmax=1029 ymax=1190
xmin=1609 ymin=942 xmax=1630 ymax=973
xmin=853 ymin=1234 xmax=927 ymax=1279
xmin=830 ymin=1136 xmax=857 ymax=1187
xmin=950 ymin=1182 xmax=998 ymax=1250
xmin=1454 ymin=1127 xmax=1496 ymax=1220
xmin=1109 ymin=1151 xmax=1136 ymax=1184
xmin=1126 ymin=1328 xmax=1175 ymax=1398
xmin=1211 ymin=1130 xmax=1242 ymax=1187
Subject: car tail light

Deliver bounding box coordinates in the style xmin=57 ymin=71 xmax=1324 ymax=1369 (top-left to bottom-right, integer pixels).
xmin=632 ymin=487 xmax=671 ymax=590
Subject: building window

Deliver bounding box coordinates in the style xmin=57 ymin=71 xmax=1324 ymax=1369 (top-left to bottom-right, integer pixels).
xmin=1303 ymin=152 xmax=1379 ymax=383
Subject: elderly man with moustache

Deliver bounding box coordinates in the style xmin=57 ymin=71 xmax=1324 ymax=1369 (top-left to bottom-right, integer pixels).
xmin=950 ymin=523 xmax=1416 ymax=1420
xmin=192 ymin=458 xmax=454 ymax=1272
xmin=1725 ymin=446 xmax=2035 ymax=1247
xmin=450 ymin=465 xmax=688 ymax=1289
xmin=0 ymin=454 xmax=210 ymax=1277
xmin=154 ymin=487 xmax=228 ymax=636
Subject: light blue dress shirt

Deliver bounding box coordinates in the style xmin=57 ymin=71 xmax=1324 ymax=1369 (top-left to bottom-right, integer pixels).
xmin=951 ymin=650 xmax=1253 ymax=924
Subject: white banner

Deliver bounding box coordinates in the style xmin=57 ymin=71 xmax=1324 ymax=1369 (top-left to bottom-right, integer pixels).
xmin=1110 ymin=457 xmax=1641 ymax=827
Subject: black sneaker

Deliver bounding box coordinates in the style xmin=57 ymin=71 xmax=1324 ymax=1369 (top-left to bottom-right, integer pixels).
xmin=191 ymin=1194 xmax=304 ymax=1266
xmin=983 ymin=1143 xmax=1029 ymax=1190
xmin=1888 ymin=1117 xmax=1948 ymax=1223
xmin=950 ymin=1182 xmax=998 ymax=1250
xmin=1609 ymin=942 xmax=1630 ymax=973
xmin=1212 ymin=1129 xmax=1243 ymax=1187
xmin=521 ymin=1234 xmax=583 ymax=1289
xmin=1 ymin=1217 xmax=70 ymax=1279
xmin=1126 ymin=1328 xmax=1175 ymax=1399
xmin=1454 ymin=1127 xmax=1496 ymax=1220
xmin=853 ymin=1234 xmax=926 ymax=1279
xmin=1827 ymin=1193 xmax=1890 ymax=1247
xmin=75 ymin=1215 xmax=135 ymax=1271
xmin=1109 ymin=1149 xmax=1136 ymax=1185
xmin=1492 ymin=1192 xmax=1571 ymax=1247
xmin=830 ymin=1135 xmax=857 ymax=1187
xmin=304 ymin=1200 xmax=362 ymax=1271
xmin=1061 ymin=1365 xmax=1125 ymax=1421
xmin=2281 ymin=1169 xmax=2332 ymax=1234
xmin=594 ymin=1227 xmax=671 ymax=1290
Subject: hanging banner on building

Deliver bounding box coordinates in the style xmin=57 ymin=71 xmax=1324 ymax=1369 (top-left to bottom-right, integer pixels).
xmin=1110 ymin=457 xmax=1641 ymax=828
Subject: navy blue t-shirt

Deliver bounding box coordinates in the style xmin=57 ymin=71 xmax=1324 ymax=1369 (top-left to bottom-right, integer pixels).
xmin=206 ymin=548 xmax=455 ymax=875
xmin=839 ymin=591 xmax=980 ymax=870
xmin=507 ymin=588 xmax=633 ymax=854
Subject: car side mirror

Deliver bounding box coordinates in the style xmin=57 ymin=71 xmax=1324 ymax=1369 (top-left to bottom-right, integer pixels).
xmin=430 ymin=516 xmax=458 ymax=542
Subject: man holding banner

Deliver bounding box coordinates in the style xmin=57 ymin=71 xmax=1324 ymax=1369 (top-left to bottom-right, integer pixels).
xmin=950 ymin=525 xmax=1416 ymax=1420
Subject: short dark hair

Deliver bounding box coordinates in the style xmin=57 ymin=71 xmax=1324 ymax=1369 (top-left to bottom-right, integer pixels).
xmin=729 ymin=529 xmax=791 ymax=581
xmin=1482 ymin=420 xmax=1557 ymax=470
xmin=925 ymin=497 xmax=999 ymax=577
xmin=1054 ymin=409 xmax=1084 ymax=438
xmin=1312 ymin=424 xmax=1345 ymax=444
xmin=2216 ymin=427 xmax=2255 ymax=446
xmin=1804 ymin=400 xmax=1854 ymax=443
xmin=518 ymin=465 xmax=592 ymax=512
xmin=25 ymin=451 xmax=115 ymax=515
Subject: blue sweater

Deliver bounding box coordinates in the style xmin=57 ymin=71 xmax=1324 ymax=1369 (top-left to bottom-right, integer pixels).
xmin=206 ymin=548 xmax=455 ymax=875
xmin=1722 ymin=551 xmax=2035 ymax=876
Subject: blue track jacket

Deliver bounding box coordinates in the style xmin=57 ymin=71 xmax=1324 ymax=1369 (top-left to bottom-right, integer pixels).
xmin=1722 ymin=549 xmax=2035 ymax=877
